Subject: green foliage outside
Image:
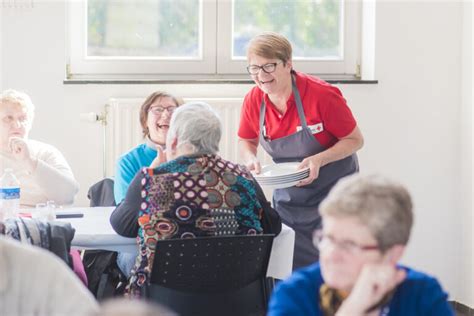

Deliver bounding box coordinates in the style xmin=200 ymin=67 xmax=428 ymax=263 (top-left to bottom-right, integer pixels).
xmin=234 ymin=0 xmax=341 ymax=58
xmin=87 ymin=0 xmax=341 ymax=59
xmin=88 ymin=0 xmax=199 ymax=57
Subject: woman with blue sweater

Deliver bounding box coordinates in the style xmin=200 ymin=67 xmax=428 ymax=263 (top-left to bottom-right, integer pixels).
xmin=268 ymin=174 xmax=454 ymax=316
xmin=114 ymin=91 xmax=182 ymax=204
xmin=113 ymin=92 xmax=182 ymax=277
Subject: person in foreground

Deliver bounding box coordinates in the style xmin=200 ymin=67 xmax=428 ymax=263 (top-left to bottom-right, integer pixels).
xmin=0 ymin=236 xmax=98 ymax=316
xmin=0 ymin=89 xmax=79 ymax=207
xmin=268 ymin=173 xmax=454 ymax=316
xmin=94 ymin=298 xmax=176 ymax=316
xmin=110 ymin=102 xmax=281 ymax=297
xmin=114 ymin=91 xmax=182 ymax=204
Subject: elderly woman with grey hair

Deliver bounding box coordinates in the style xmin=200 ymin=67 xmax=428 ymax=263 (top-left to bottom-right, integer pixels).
xmin=268 ymin=174 xmax=453 ymax=316
xmin=0 ymin=89 xmax=79 ymax=207
xmin=110 ymin=101 xmax=281 ymax=297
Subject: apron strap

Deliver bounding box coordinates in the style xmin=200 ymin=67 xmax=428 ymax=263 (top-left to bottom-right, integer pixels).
xmin=291 ymin=72 xmax=308 ymax=129
xmin=259 ymin=98 xmax=267 ymax=138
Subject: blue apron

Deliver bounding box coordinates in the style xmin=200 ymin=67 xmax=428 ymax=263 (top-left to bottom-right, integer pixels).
xmin=258 ymin=73 xmax=359 ymax=269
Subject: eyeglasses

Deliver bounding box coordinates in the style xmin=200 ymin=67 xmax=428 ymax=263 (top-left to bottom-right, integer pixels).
xmin=313 ymin=231 xmax=380 ymax=256
xmin=246 ymin=61 xmax=283 ymax=75
xmin=149 ymin=106 xmax=177 ymax=116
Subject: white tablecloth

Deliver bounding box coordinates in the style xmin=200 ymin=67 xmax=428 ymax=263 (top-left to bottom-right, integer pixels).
xmin=57 ymin=207 xmax=295 ymax=280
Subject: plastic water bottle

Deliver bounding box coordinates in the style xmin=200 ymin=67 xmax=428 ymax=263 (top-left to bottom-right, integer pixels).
xmin=0 ymin=168 xmax=21 ymax=221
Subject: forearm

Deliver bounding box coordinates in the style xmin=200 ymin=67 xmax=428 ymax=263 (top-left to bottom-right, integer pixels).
xmin=110 ymin=203 xmax=140 ymax=237
xmin=317 ymin=138 xmax=362 ymax=167
xmin=110 ymin=172 xmax=142 ymax=237
xmin=316 ymin=126 xmax=363 ymax=167
xmin=33 ymin=160 xmax=79 ymax=205
xmin=335 ymin=302 xmax=367 ymax=316
xmin=238 ymin=138 xmax=259 ymax=161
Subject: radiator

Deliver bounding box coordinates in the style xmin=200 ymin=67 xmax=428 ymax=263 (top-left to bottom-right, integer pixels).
xmin=104 ymin=97 xmax=272 ymax=177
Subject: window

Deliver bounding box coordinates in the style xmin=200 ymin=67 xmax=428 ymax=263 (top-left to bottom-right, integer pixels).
xmin=67 ymin=0 xmax=361 ymax=79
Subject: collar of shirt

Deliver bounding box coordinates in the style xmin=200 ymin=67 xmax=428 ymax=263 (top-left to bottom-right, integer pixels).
xmin=144 ymin=136 xmax=163 ymax=151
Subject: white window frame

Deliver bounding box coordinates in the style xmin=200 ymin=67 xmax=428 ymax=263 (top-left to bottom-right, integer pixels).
xmin=67 ymin=0 xmax=217 ymax=77
xmin=216 ymin=0 xmax=361 ymax=76
xmin=67 ymin=0 xmax=361 ymax=79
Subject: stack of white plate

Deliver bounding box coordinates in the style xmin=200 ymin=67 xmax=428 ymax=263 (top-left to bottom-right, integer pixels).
xmin=253 ymin=162 xmax=309 ymax=189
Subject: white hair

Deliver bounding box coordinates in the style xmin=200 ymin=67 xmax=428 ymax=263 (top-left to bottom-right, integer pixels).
xmin=0 ymin=89 xmax=35 ymax=122
xmin=319 ymin=173 xmax=413 ymax=252
xmin=167 ymin=101 xmax=221 ymax=155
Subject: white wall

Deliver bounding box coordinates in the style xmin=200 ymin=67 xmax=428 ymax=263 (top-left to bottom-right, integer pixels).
xmin=460 ymin=0 xmax=474 ymax=307
xmin=1 ymin=0 xmax=471 ymax=303
xmin=345 ymin=0 xmax=464 ymax=302
xmin=0 ymin=5 xmax=3 ymax=91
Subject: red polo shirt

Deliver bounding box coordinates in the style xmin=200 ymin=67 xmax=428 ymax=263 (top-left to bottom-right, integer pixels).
xmin=238 ymin=72 xmax=357 ymax=149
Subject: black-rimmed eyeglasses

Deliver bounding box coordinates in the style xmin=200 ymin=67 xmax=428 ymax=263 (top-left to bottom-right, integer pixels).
xmin=246 ymin=61 xmax=283 ymax=75
xmin=149 ymin=106 xmax=177 ymax=116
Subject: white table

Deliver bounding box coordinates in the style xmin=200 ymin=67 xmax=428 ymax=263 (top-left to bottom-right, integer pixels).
xmin=57 ymin=207 xmax=295 ymax=280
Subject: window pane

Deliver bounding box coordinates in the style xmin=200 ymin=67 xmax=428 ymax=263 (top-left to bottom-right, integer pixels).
xmin=233 ymin=0 xmax=343 ymax=60
xmin=87 ymin=0 xmax=201 ymax=58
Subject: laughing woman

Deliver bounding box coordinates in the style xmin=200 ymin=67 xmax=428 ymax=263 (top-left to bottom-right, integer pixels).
xmin=238 ymin=32 xmax=363 ymax=270
xmin=114 ymin=91 xmax=183 ymax=204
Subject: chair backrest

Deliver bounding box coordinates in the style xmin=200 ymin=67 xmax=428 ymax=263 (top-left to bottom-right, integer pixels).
xmin=85 ymin=178 xmax=124 ymax=299
xmin=87 ymin=178 xmax=116 ymax=207
xmin=147 ymin=234 xmax=274 ymax=316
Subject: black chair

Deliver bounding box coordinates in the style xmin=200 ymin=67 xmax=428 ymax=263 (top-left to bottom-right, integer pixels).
xmin=145 ymin=234 xmax=275 ymax=316
xmin=87 ymin=178 xmax=116 ymax=207
xmin=84 ymin=178 xmax=124 ymax=299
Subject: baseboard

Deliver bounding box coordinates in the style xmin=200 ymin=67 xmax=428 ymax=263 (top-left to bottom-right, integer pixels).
xmin=450 ymin=301 xmax=474 ymax=315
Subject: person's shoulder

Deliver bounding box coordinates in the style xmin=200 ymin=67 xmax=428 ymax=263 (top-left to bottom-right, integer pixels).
xmin=395 ymin=265 xmax=453 ymax=314
xmin=148 ymin=155 xmax=194 ymax=176
xmin=28 ymin=139 xmax=58 ymax=151
xmin=277 ymin=262 xmax=323 ymax=292
xmin=122 ymin=143 xmax=148 ymax=157
xmin=244 ymin=85 xmax=264 ymax=103
xmin=211 ymin=155 xmax=253 ymax=180
xmin=402 ymin=266 xmax=443 ymax=287
xmin=297 ymin=71 xmax=332 ymax=88
xmin=269 ymin=263 xmax=322 ymax=315
xmin=28 ymin=139 xmax=65 ymax=158
xmin=117 ymin=143 xmax=147 ymax=163
xmin=294 ymin=262 xmax=323 ymax=281
xmin=401 ymin=266 xmax=449 ymax=297
xmin=297 ymin=71 xmax=343 ymax=99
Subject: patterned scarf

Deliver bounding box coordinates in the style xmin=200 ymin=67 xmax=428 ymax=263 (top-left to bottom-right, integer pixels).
xmin=319 ymin=284 xmax=349 ymax=316
xmin=319 ymin=284 xmax=394 ymax=316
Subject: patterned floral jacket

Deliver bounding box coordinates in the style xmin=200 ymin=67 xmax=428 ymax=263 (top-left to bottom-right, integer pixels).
xmin=127 ymin=154 xmax=265 ymax=297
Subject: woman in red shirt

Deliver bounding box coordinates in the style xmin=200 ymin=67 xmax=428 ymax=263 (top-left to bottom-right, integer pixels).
xmin=238 ymin=32 xmax=364 ymax=269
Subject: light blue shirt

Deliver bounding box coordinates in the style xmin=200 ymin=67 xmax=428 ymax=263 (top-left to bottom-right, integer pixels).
xmin=113 ymin=141 xmax=158 ymax=204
